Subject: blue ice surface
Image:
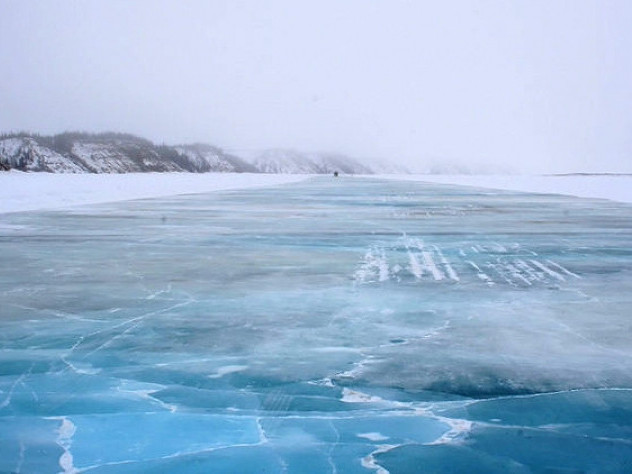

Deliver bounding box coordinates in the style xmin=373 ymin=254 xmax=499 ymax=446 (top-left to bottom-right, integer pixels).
xmin=1 ymin=176 xmax=632 ymax=473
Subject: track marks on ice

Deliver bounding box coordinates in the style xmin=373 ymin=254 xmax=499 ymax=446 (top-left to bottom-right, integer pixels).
xmin=354 ymin=237 xmax=580 ymax=288
xmin=355 ymin=238 xmax=459 ymax=284
xmin=466 ymin=260 xmax=494 ymax=286
xmin=355 ymin=247 xmax=391 ymax=283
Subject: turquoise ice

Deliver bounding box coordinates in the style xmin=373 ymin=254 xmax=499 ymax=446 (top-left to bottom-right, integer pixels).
xmin=1 ymin=177 xmax=632 ymax=472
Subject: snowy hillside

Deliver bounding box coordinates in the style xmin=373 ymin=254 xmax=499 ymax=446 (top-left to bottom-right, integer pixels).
xmin=0 ymin=137 xmax=86 ymax=173
xmin=0 ymin=133 xmax=255 ymax=174
xmin=0 ymin=133 xmax=391 ymax=175
xmin=248 ymin=149 xmax=375 ymax=174
xmin=174 ymin=144 xmax=258 ymax=173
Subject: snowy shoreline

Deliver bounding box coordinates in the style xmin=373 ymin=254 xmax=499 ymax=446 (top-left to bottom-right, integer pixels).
xmin=0 ymin=172 xmax=311 ymax=214
xmin=2 ymin=172 xmax=632 ymax=214
xmin=373 ymin=174 xmax=632 ymax=204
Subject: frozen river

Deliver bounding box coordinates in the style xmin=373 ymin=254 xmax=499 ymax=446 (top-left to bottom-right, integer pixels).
xmin=1 ymin=176 xmax=632 ymax=473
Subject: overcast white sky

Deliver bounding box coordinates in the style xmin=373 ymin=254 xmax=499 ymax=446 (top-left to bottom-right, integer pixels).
xmin=1 ymin=0 xmax=630 ymax=173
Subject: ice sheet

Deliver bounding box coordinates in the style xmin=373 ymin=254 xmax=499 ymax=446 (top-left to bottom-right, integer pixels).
xmin=1 ymin=177 xmax=632 ymax=472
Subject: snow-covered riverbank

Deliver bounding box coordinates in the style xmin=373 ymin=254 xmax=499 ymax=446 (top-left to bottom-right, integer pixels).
xmin=375 ymin=174 xmax=632 ymax=204
xmin=0 ymin=172 xmax=310 ymax=213
xmin=2 ymin=172 xmax=632 ymax=214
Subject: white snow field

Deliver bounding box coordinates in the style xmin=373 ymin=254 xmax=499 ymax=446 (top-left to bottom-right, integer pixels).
xmin=0 ymin=171 xmax=310 ymax=214
xmin=2 ymin=171 xmax=632 ymax=215
xmin=375 ymin=174 xmax=632 ymax=204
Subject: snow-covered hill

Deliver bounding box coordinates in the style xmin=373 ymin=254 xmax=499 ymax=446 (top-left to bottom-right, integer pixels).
xmin=0 ymin=133 xmax=391 ymax=175
xmin=0 ymin=133 xmax=255 ymax=174
xmin=247 ymin=149 xmax=375 ymax=174
xmin=0 ymin=137 xmax=86 ymax=173
xmin=174 ymin=144 xmax=258 ymax=173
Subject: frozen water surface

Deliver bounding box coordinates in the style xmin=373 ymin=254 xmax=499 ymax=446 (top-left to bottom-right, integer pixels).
xmin=1 ymin=177 xmax=632 ymax=473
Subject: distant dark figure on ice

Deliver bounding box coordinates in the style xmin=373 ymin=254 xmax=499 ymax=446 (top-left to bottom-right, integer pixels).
xmin=333 ymin=171 xmax=339 ymax=177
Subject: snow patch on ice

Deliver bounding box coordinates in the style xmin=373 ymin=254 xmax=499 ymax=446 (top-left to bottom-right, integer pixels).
xmin=47 ymin=417 xmax=78 ymax=474
xmin=341 ymin=388 xmax=385 ymax=403
xmin=362 ymin=444 xmax=397 ymax=474
xmin=208 ymin=365 xmax=249 ymax=379
xmin=358 ymin=432 xmax=390 ymax=441
xmin=426 ymin=416 xmax=473 ymax=445
xmin=116 ymin=380 xmax=178 ymax=412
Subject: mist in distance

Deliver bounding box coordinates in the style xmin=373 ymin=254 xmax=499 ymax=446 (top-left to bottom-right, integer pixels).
xmin=1 ymin=0 xmax=630 ymax=174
